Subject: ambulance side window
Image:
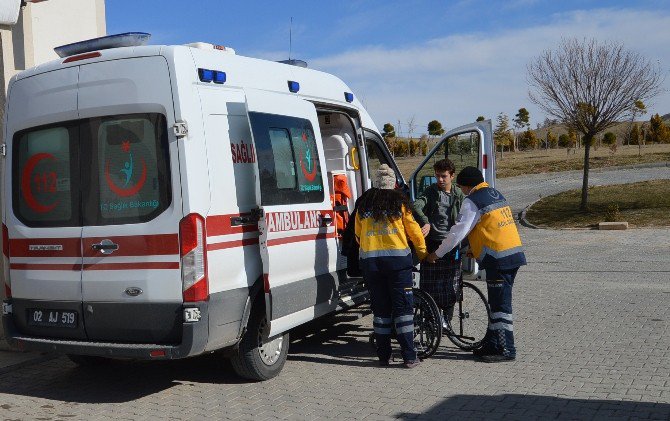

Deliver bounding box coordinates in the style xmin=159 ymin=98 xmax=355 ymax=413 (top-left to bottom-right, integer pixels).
xmin=249 ymin=112 xmax=324 ymax=205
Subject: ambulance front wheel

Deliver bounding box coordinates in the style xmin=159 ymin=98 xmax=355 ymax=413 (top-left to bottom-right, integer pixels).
xmin=230 ymin=303 xmax=289 ymax=381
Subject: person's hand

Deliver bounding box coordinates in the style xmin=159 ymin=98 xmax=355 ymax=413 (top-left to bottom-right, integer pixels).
xmin=425 ymin=252 xmax=438 ymax=264
xmin=421 ymin=224 xmax=430 ymax=237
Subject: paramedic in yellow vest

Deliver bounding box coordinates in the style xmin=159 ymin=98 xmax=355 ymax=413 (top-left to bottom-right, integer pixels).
xmin=355 ymin=165 xmax=427 ymax=368
xmin=426 ymin=166 xmax=526 ymax=362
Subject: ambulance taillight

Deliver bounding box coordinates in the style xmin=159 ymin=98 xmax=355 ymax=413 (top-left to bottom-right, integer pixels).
xmin=179 ymin=214 xmax=208 ymax=302
xmin=2 ymin=223 xmax=10 ymax=298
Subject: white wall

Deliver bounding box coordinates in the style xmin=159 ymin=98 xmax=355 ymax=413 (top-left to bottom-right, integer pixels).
xmin=30 ymin=0 xmax=106 ymax=66
xmin=1 ymin=0 xmax=106 ymax=92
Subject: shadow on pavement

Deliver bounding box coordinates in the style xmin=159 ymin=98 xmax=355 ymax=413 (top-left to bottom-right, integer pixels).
xmin=0 ymin=306 xmax=379 ymax=403
xmin=395 ymin=393 xmax=670 ymax=420
xmin=0 ymin=351 xmax=246 ymax=403
xmin=288 ymin=307 xmax=377 ymax=367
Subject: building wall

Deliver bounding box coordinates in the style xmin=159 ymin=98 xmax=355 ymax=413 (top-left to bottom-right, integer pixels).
xmin=1 ymin=0 xmax=106 ymax=96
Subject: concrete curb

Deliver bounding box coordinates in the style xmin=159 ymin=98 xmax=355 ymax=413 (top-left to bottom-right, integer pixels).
xmin=518 ymin=204 xmax=542 ymax=230
xmin=589 ymin=160 xmax=670 ymax=173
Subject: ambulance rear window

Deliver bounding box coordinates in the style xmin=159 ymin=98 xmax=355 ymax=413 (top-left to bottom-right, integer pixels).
xmin=88 ymin=114 xmax=171 ymax=225
xmin=12 ymin=113 xmax=171 ymax=227
xmin=12 ymin=125 xmax=80 ymax=227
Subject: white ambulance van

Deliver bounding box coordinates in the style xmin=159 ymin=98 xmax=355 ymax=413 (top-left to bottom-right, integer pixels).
xmin=1 ymin=33 xmax=494 ymax=380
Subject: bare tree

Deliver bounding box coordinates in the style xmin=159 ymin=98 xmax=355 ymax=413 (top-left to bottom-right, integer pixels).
xmin=406 ymin=115 xmax=417 ymax=141
xmin=528 ymin=38 xmax=663 ymax=210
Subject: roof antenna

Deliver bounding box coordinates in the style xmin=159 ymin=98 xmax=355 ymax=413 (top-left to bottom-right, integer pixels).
xmin=289 ymin=16 xmax=293 ymax=60
xmin=277 ymin=17 xmax=307 ymax=67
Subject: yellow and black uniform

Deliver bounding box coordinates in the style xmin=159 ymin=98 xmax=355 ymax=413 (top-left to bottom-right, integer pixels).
xmin=433 ymin=169 xmax=526 ymax=362
xmin=355 ymin=193 xmax=427 ymax=366
xmin=465 ymin=182 xmax=526 ymax=270
xmin=355 ymin=204 xmax=428 ymax=269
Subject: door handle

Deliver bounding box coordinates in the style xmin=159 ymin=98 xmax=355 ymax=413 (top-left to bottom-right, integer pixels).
xmin=92 ymin=240 xmax=119 ymax=255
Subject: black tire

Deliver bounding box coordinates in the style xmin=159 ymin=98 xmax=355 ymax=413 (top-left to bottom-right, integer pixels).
xmin=66 ymin=354 xmax=110 ymax=367
xmin=412 ymin=288 xmax=442 ymax=359
xmin=445 ymin=282 xmax=490 ymax=351
xmin=230 ymin=301 xmax=289 ymax=381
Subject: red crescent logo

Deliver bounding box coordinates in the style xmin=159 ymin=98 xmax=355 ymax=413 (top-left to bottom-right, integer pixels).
xmin=21 ymin=153 xmax=60 ymax=213
xmin=300 ymin=151 xmax=317 ymax=182
xmin=104 ymin=158 xmax=147 ymax=197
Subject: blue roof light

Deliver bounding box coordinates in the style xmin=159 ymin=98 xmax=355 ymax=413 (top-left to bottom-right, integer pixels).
xmin=213 ymin=71 xmax=227 ymax=84
xmin=198 ymin=68 xmax=214 ymax=83
xmin=288 ymin=81 xmax=300 ymax=93
xmin=344 ymin=92 xmax=354 ymax=103
xmin=54 ymin=32 xmax=151 ymax=58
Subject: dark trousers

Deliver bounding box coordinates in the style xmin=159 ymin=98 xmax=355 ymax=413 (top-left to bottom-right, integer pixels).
xmin=484 ymin=267 xmax=518 ymax=357
xmin=364 ymin=266 xmax=416 ymax=362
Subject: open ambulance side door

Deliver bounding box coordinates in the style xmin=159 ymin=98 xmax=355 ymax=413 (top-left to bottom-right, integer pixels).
xmin=244 ymin=89 xmax=339 ymax=337
xmin=408 ymin=120 xmax=495 ymax=277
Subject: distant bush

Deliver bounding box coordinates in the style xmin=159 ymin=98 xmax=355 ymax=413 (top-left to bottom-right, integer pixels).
xmin=518 ymin=130 xmax=538 ymax=149
xmin=558 ymin=133 xmax=575 ymax=148
xmin=602 ymin=132 xmax=617 ymax=146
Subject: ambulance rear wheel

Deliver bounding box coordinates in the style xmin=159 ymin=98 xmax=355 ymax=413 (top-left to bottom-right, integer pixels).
xmin=66 ymin=354 xmax=110 ymax=367
xmin=230 ymin=304 xmax=289 ymax=381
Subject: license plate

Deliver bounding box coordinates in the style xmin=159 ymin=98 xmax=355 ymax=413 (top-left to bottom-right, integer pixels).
xmin=27 ymin=309 xmax=78 ymax=329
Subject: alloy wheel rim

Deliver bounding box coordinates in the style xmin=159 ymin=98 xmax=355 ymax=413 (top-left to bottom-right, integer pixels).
xmin=257 ymin=316 xmax=283 ymax=366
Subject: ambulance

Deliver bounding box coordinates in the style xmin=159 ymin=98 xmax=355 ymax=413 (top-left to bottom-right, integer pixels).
xmin=1 ymin=33 xmax=495 ymax=380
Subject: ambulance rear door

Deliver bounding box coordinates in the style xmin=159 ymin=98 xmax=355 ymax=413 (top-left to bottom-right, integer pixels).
xmin=77 ymin=57 xmax=183 ymax=344
xmin=5 ymin=67 xmax=86 ymax=340
xmin=408 ymin=120 xmax=495 ymax=276
xmin=245 ymin=89 xmax=339 ymax=337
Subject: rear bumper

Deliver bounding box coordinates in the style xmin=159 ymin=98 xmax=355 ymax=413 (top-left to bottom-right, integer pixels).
xmin=2 ymin=299 xmax=210 ymax=360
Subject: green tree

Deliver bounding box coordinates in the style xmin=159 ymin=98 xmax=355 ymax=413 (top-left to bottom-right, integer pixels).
xmin=427 ymin=120 xmax=445 ymax=138
xmin=649 ymin=113 xmax=670 ymax=143
xmin=546 ymin=129 xmax=558 ymax=148
xmin=626 ymin=100 xmax=647 ymax=145
xmin=513 ymin=108 xmax=531 ymax=151
xmin=529 ymin=38 xmax=662 ymax=210
xmin=629 ymin=124 xmax=641 ymax=145
xmin=558 ymin=133 xmax=573 ymax=148
xmin=382 ymin=123 xmax=395 ymax=139
xmin=476 ymin=116 xmax=486 ymax=122
xmin=409 ymin=139 xmax=418 ymax=156
xmin=602 ymin=132 xmax=617 ymax=145
xmin=493 ymin=112 xmax=514 ymax=157
xmin=393 ymin=140 xmax=408 ymax=157
xmin=518 ymin=130 xmax=538 ymax=150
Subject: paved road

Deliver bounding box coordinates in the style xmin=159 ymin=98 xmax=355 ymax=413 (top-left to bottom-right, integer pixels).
xmin=0 ymin=166 xmax=668 ymax=420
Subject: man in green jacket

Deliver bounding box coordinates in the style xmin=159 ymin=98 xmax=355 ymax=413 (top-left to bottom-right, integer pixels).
xmin=412 ymin=159 xmax=465 ymax=323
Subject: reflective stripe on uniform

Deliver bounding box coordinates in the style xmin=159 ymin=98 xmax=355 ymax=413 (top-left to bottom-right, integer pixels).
xmin=394 ymin=314 xmax=413 ymax=323
xmin=489 ymin=321 xmax=514 ymax=331
xmin=490 ymin=312 xmax=513 ymax=322
xmin=359 ymin=248 xmax=411 ymax=259
xmin=478 ymin=245 xmax=526 ymax=261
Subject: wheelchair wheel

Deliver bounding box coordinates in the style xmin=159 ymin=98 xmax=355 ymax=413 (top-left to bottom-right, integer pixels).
xmin=445 ymin=281 xmax=490 ymax=351
xmin=368 ymin=288 xmax=442 ymax=359
xmin=412 ymin=288 xmax=442 ymax=358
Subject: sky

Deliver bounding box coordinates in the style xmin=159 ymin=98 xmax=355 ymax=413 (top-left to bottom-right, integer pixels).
xmin=107 ymin=0 xmax=670 ymax=135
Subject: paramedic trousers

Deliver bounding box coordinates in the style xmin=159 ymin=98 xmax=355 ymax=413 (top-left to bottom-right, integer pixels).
xmin=364 ymin=267 xmax=416 ymax=363
xmin=484 ymin=267 xmax=518 ymax=357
